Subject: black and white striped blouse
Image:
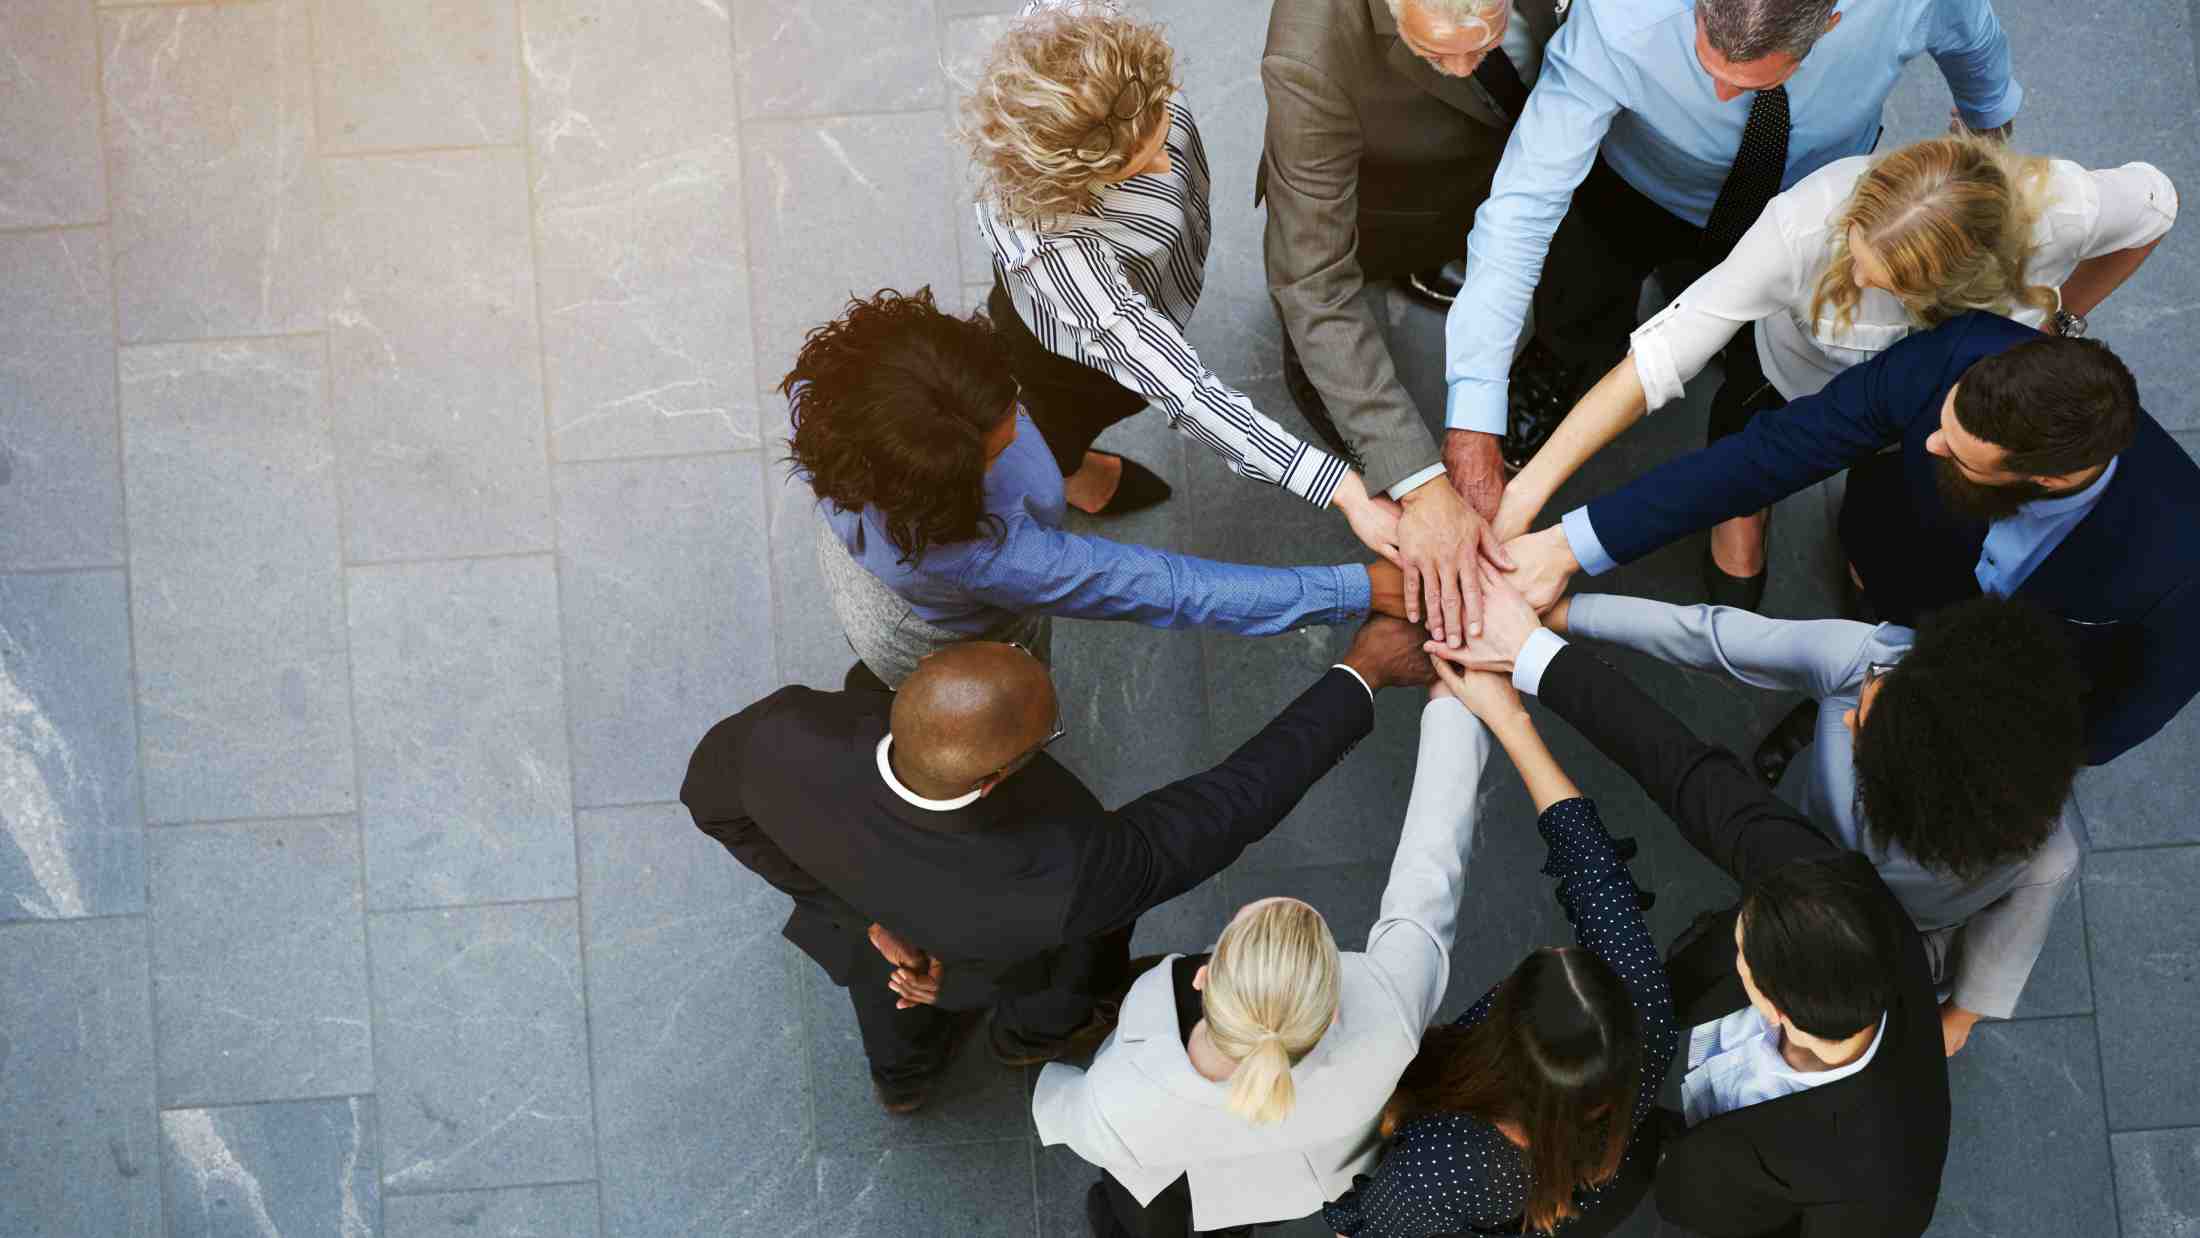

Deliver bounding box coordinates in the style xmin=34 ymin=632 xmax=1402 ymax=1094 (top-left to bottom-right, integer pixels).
xmin=977 ymin=96 xmax=1348 ymax=508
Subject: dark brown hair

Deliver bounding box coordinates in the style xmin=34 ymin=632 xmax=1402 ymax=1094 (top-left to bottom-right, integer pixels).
xmin=782 ymin=287 xmax=1018 ymax=564
xmin=1952 ymin=335 xmax=2139 ymax=477
xmin=1379 ymin=947 xmax=1640 ymax=1233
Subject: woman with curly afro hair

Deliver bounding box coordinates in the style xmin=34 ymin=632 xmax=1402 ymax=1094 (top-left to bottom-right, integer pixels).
xmin=1542 ymin=590 xmax=2085 ymax=1056
xmin=786 ymin=287 xmax=1405 ymax=689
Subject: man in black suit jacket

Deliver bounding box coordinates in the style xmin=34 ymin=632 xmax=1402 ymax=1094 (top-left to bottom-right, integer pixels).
xmin=1501 ymin=312 xmax=2200 ymax=765
xmin=1433 ymin=583 xmax=1952 ymax=1235
xmin=681 ymin=622 xmax=1435 ymax=1113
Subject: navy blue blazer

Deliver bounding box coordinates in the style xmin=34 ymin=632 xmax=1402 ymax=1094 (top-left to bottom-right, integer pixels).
xmin=1582 ymin=311 xmax=2200 ymax=765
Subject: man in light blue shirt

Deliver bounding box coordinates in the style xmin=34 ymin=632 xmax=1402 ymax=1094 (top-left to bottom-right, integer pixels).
xmin=1441 ymin=0 xmax=2021 ymax=489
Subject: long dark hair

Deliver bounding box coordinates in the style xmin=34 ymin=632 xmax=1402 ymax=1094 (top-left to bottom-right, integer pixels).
xmin=1380 ymin=947 xmax=1640 ymax=1234
xmin=782 ymin=287 xmax=1018 ymax=565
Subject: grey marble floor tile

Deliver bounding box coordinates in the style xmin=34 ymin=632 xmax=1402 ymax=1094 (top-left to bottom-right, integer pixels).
xmin=0 ymin=570 xmax=142 ymax=922
xmin=313 ymin=0 xmax=522 ymax=153
xmin=2010 ymin=875 xmax=2094 ymax=1020
xmin=160 ymin=1097 xmax=378 ymax=1238
xmin=2113 ymin=1127 xmax=2200 ymax=1238
xmin=943 ymin=13 xmax=1019 ymax=288
xmin=555 ymin=454 xmax=772 ymax=808
xmin=1225 ymin=861 xmax=1388 ymax=954
xmin=148 ymin=818 xmax=372 ymax=1107
xmin=812 ymin=1140 xmax=1035 ymax=1238
xmin=383 ymin=1181 xmax=599 ymax=1238
xmin=2074 ymin=702 xmax=2200 ymax=848
xmin=767 ymin=459 xmax=856 ymax=692
xmin=1926 ymin=1017 xmax=2114 ymax=1238
xmin=742 ymin=113 xmax=962 ymax=406
xmin=324 ymin=148 xmax=553 ymax=561
xmin=803 ymin=960 xmax=1034 ymax=1154
xmin=0 ymin=228 xmax=123 ymax=570
xmin=734 ymin=0 xmax=941 ymax=119
xmin=0 ymin=0 xmax=103 ymax=230
xmin=368 ymin=901 xmax=597 ymax=1194
xmin=1129 ymin=877 xmax=1232 ymax=959
xmin=524 ymin=0 xmax=757 ymax=462
xmin=120 ymin=337 xmax=354 ymax=824
xmin=101 ymin=3 xmax=321 ymax=342
xmin=348 ymin=557 xmax=576 ymax=910
xmin=2085 ymin=846 xmax=2200 ymax=1130
xmin=0 ymin=917 xmax=159 ymax=1238
xmin=577 ymin=804 xmax=813 ymax=1237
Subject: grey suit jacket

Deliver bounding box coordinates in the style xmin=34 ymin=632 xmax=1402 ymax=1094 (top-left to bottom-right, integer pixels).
xmin=1565 ymin=593 xmax=2080 ymax=1019
xmin=1258 ymin=0 xmax=1562 ymax=494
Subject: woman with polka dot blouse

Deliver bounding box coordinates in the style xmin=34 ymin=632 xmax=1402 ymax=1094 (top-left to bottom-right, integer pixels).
xmin=1323 ymin=660 xmax=1677 ymax=1238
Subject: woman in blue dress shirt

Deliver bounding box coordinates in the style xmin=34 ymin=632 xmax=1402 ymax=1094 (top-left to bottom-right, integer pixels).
xmin=1325 ymin=660 xmax=1676 ymax=1238
xmin=785 ymin=287 xmax=1404 ymax=687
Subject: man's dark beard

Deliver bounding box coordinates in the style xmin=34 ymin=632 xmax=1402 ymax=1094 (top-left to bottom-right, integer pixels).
xmin=1933 ymin=455 xmax=2053 ymax=523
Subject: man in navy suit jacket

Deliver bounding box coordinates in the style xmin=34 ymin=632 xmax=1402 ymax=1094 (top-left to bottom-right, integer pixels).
xmin=1500 ymin=311 xmax=2200 ymax=765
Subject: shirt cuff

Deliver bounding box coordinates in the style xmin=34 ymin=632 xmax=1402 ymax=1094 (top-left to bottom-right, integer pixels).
xmin=1386 ymin=462 xmax=1448 ymax=502
xmin=1284 ymin=443 xmax=1351 ymax=509
xmin=1333 ymin=564 xmax=1374 ymax=620
xmin=1444 ymin=379 xmax=1509 ymax=436
xmin=1331 ymin=663 xmax=1376 ymax=704
xmin=1560 ymin=505 xmax=1619 ymax=576
xmin=1955 ymin=78 xmax=2023 ymax=132
xmin=1512 ymin=628 xmax=1569 ymax=696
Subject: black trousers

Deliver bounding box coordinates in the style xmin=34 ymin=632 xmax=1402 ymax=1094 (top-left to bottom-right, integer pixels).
xmin=988 ymin=278 xmax=1149 ymax=476
xmin=1094 ymin=1171 xmax=1259 ymax=1238
xmin=847 ymin=925 xmax=1135 ymax=1086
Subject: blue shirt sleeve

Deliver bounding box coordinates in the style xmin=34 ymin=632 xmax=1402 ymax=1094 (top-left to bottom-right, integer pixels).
xmin=1442 ymin=3 xmax=1628 ymax=434
xmin=937 ymin=513 xmax=1372 ymax=635
xmin=1927 ymin=0 xmax=2024 ymax=130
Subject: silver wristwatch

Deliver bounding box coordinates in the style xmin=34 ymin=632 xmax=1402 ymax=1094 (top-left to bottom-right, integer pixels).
xmin=2053 ymin=309 xmax=2088 ymax=339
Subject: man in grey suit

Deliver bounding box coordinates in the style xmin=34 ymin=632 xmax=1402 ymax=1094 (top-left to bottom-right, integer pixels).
xmin=1259 ymin=0 xmax=1562 ymax=661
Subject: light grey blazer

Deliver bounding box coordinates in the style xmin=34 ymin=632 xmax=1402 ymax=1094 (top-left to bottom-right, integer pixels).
xmin=1566 ymin=593 xmax=2080 ymax=1019
xmin=1030 ymin=701 xmax=1491 ymax=1231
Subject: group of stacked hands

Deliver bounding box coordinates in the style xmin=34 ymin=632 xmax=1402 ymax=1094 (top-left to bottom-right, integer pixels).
xmin=688 ymin=0 xmax=2196 ymax=1233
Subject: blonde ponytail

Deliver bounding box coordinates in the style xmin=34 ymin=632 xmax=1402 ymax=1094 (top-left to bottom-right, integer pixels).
xmin=1202 ymin=898 xmax=1342 ymax=1126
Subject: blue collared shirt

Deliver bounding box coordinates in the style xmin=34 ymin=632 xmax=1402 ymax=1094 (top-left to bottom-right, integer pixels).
xmin=818 ymin=411 xmax=1370 ymax=637
xmin=1442 ymin=0 xmax=2022 ymax=434
xmin=1975 ymin=457 xmax=2119 ymax=596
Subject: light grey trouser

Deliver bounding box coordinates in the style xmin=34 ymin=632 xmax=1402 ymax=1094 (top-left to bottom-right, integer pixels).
xmin=815 ymin=528 xmax=1049 ymax=689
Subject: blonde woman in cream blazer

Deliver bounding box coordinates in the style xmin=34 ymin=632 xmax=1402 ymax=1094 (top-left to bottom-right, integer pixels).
xmin=1031 ymin=695 xmax=1491 ymax=1232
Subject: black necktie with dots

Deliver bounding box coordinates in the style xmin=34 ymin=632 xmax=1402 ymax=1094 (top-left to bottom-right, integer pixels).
xmin=1702 ymin=84 xmax=1790 ymax=262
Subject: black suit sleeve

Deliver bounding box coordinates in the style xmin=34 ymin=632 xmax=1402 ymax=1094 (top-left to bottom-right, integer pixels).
xmin=1060 ymin=668 xmax=1376 ymax=940
xmin=1537 ymin=644 xmax=1835 ymax=885
xmin=680 ymin=694 xmax=867 ymax=927
xmin=2087 ymin=577 xmax=2200 ymax=764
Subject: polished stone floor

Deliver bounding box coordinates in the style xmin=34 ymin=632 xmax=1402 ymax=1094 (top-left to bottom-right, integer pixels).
xmin=2 ymin=0 xmax=2196 ymax=1234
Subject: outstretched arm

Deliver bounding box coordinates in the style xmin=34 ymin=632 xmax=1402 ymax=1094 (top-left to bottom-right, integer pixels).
xmin=1360 ymin=697 xmax=1493 ymax=1032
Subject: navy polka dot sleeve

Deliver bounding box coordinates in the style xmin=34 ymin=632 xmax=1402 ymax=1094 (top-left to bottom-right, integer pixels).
xmin=1322 ymin=798 xmax=1679 ymax=1237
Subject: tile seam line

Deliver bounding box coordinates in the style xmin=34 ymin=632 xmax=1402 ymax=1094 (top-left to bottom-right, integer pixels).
xmin=0 ymin=219 xmax=110 ymax=237
xmin=2079 ymin=859 xmax=2123 ymax=1235
xmin=508 ymin=2 xmax=612 ymax=1230
xmin=365 ymin=892 xmax=583 ymax=918
xmin=158 ymin=1089 xmax=379 ymax=1114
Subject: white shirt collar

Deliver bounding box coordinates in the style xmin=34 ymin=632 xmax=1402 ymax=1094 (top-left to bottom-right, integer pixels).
xmin=1682 ymin=1007 xmax=1888 ymax=1126
xmin=876 ymin=736 xmax=982 ymax=812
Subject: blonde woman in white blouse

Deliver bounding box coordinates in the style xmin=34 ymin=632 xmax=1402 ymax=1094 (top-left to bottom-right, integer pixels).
xmin=1493 ymin=134 xmax=2177 ymax=603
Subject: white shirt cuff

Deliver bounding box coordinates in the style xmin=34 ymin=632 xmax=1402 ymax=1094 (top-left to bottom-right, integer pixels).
xmin=1386 ymin=463 xmax=1448 ymax=502
xmin=1512 ymin=628 xmax=1569 ymax=696
xmin=1561 ymin=506 xmax=1620 ymax=576
xmin=1443 ymin=380 xmax=1509 ymax=436
xmin=1331 ymin=663 xmax=1376 ymax=704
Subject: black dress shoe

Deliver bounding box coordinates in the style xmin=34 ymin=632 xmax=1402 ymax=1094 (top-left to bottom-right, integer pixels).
xmin=1281 ymin=339 xmax=1359 ymax=463
xmin=1702 ymin=551 xmax=1768 ymax=611
xmin=1502 ymin=340 xmax=1575 ymax=472
xmin=1403 ymin=259 xmax=1466 ymax=309
xmin=1090 ymin=454 xmax=1172 ymax=517
xmin=1752 ymin=699 xmax=1820 ymax=789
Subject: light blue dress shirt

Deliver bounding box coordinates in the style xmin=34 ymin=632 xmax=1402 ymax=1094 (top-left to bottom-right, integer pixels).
xmin=1558 ymin=455 xmax=2120 ymax=594
xmin=818 ymin=411 xmax=1370 ymax=637
xmin=1975 ymin=457 xmax=2118 ymax=595
xmin=1442 ymin=0 xmax=2023 ymax=434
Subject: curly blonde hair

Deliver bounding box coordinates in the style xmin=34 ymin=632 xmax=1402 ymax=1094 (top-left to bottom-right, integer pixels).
xmin=1809 ymin=135 xmax=2059 ymax=337
xmin=960 ymin=3 xmax=1180 ymax=222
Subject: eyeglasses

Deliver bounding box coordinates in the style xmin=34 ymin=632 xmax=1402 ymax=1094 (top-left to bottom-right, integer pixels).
xmin=1070 ymin=76 xmax=1154 ymax=165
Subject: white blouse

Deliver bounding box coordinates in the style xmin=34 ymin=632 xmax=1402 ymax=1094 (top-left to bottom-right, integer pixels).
xmin=1629 ymin=156 xmax=2180 ymax=409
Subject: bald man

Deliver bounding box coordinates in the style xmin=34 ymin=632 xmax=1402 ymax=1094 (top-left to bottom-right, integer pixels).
xmin=682 ymin=620 xmax=1437 ymax=1114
